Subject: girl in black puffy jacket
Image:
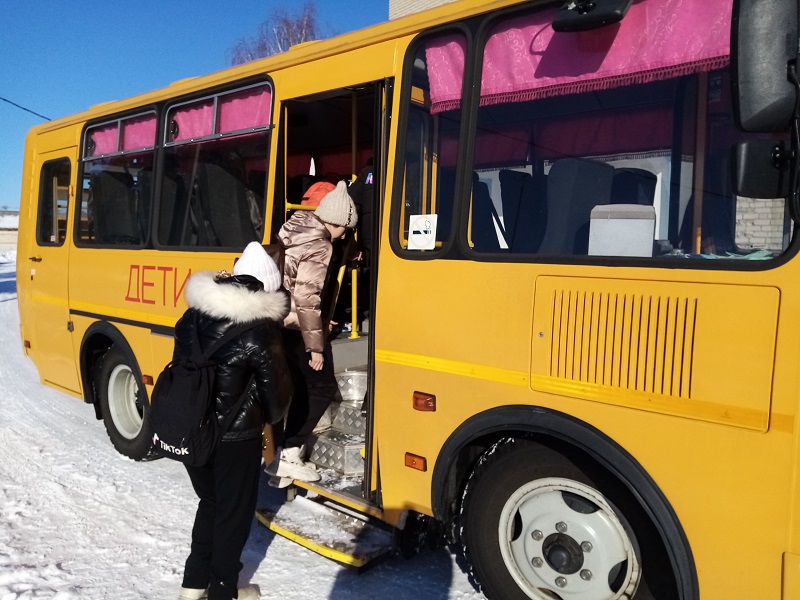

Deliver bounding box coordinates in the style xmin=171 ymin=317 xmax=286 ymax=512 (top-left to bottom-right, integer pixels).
xmin=175 ymin=242 xmax=290 ymax=600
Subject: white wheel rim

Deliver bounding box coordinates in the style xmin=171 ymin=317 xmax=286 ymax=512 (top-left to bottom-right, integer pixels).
xmin=498 ymin=477 xmax=640 ymax=600
xmin=107 ymin=363 xmax=143 ymax=440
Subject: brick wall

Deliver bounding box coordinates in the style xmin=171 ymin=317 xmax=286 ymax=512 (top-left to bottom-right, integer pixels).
xmin=389 ymin=0 xmax=459 ymax=19
xmin=735 ymin=197 xmax=786 ymax=252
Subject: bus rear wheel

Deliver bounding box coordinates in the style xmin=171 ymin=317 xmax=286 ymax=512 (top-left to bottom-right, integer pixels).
xmin=97 ymin=345 xmax=152 ymax=460
xmin=460 ymin=439 xmax=664 ymax=600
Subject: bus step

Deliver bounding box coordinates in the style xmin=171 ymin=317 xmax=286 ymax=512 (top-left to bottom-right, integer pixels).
xmin=255 ymin=496 xmax=393 ymax=570
xmin=332 ymin=401 xmax=366 ymax=435
xmin=308 ymin=428 xmax=364 ymax=475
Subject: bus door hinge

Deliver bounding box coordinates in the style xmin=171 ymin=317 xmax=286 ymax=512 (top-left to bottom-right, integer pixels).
xmin=67 ymin=321 xmax=74 ymax=332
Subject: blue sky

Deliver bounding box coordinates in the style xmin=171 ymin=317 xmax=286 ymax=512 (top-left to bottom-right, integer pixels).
xmin=0 ymin=1 xmax=388 ymax=210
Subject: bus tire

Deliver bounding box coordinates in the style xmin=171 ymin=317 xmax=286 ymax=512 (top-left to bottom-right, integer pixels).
xmin=460 ymin=438 xmax=665 ymax=600
xmin=97 ymin=345 xmax=152 ymax=460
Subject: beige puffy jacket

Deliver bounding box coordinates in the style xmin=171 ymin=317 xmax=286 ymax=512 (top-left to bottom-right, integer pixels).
xmin=278 ymin=211 xmax=333 ymax=353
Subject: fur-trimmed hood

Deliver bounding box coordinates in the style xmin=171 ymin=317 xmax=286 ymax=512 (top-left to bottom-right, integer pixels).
xmin=184 ymin=271 xmax=290 ymax=324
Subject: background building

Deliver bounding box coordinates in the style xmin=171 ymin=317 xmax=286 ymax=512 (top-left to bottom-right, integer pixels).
xmin=390 ymin=0 xmax=457 ymax=19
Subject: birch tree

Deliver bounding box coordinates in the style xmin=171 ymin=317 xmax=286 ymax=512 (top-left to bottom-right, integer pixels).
xmin=230 ymin=1 xmax=322 ymax=64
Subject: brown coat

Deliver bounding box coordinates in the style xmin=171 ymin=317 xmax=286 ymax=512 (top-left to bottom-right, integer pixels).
xmin=278 ymin=211 xmax=332 ymax=353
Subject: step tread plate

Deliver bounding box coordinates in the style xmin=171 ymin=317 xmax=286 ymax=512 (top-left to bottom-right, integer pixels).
xmin=255 ymin=496 xmax=393 ymax=569
xmin=293 ymin=473 xmax=384 ymax=519
xmin=309 ymin=429 xmax=365 ymax=475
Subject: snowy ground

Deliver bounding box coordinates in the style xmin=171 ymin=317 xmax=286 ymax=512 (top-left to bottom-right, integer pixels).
xmin=0 ymin=214 xmax=19 ymax=229
xmin=0 ymin=251 xmax=484 ymax=600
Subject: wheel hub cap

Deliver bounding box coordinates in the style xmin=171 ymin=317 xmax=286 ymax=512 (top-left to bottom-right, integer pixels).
xmin=543 ymin=532 xmax=584 ymax=574
xmin=498 ymin=477 xmax=640 ymax=600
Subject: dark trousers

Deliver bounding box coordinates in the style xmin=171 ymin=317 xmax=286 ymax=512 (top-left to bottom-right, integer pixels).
xmin=182 ymin=438 xmax=262 ymax=600
xmin=281 ymin=328 xmax=339 ymax=449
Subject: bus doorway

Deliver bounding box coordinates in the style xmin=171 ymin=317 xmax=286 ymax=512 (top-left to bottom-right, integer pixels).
xmin=22 ymin=150 xmax=81 ymax=393
xmin=271 ymin=80 xmax=389 ymax=502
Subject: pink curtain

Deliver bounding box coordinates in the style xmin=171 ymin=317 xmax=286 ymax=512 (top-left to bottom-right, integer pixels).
xmin=218 ymin=85 xmax=272 ymax=134
xmin=170 ymin=100 xmax=214 ymax=142
xmin=121 ymin=114 xmax=156 ymax=151
xmin=424 ymin=34 xmax=467 ymax=115
xmin=427 ymin=0 xmax=731 ymax=113
xmin=88 ymin=124 xmax=118 ymax=156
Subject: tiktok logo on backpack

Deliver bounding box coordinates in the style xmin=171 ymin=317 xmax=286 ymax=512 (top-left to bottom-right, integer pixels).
xmin=152 ymin=433 xmax=189 ymax=456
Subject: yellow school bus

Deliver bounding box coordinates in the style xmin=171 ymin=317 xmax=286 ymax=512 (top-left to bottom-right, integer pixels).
xmin=16 ymin=0 xmax=800 ymax=597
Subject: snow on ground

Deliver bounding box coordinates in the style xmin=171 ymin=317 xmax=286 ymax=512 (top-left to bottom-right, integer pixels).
xmin=0 ymin=252 xmax=484 ymax=600
xmin=0 ymin=214 xmax=19 ymax=230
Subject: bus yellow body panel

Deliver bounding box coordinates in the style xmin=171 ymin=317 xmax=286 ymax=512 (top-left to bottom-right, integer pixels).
xmin=373 ymin=253 xmax=797 ymax=598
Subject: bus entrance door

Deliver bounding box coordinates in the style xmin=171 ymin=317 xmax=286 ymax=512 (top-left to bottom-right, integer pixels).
xmin=24 ymin=149 xmax=80 ymax=394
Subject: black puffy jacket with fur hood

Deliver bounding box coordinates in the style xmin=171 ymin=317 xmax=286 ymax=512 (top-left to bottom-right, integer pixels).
xmin=173 ymin=271 xmax=291 ymax=442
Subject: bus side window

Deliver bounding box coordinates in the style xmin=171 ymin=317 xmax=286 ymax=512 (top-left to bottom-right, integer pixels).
xmin=37 ymin=159 xmax=71 ymax=246
xmin=79 ymin=113 xmax=156 ymax=247
xmin=398 ymin=32 xmax=465 ymax=252
xmin=158 ymin=83 xmax=271 ymax=249
xmin=193 ymin=161 xmax=257 ymax=247
xmin=90 ymin=170 xmax=140 ymax=245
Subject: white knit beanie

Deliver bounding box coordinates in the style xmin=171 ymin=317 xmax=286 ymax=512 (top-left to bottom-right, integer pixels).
xmin=314 ymin=181 xmax=358 ymax=228
xmin=233 ymin=242 xmax=282 ymax=292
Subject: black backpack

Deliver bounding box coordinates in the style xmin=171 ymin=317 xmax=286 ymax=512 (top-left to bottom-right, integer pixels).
xmin=149 ymin=313 xmax=264 ymax=466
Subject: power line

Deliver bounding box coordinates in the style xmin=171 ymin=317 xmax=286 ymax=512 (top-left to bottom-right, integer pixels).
xmin=0 ymin=96 xmax=51 ymax=121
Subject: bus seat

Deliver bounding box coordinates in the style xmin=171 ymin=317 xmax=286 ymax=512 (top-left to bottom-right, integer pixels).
xmin=134 ymin=168 xmax=152 ymax=243
xmin=286 ymin=174 xmax=305 ymax=204
xmin=498 ymin=169 xmax=527 ymax=245
xmin=677 ymin=194 xmax=739 ymax=255
xmin=612 ymin=168 xmax=657 ymax=205
xmin=194 ymin=163 xmax=257 ymax=247
xmin=91 ymin=171 xmax=140 ymax=245
xmin=471 ymin=172 xmax=502 ymax=252
xmin=246 ymin=171 xmax=266 ymax=239
xmin=157 ymin=172 xmax=188 ymax=245
xmin=677 ymin=155 xmax=740 ymax=255
xmin=500 ymin=169 xmax=547 ymax=253
xmin=538 ymin=158 xmax=614 ymax=255
xmin=434 ymin=167 xmax=457 ymax=242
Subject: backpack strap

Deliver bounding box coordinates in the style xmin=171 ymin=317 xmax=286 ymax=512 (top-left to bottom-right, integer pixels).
xmin=194 ymin=317 xmax=268 ymax=361
xmin=198 ymin=318 xmax=267 ymax=437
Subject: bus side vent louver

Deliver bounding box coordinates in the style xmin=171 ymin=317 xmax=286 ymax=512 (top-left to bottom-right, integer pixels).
xmin=548 ymin=290 xmax=696 ymax=399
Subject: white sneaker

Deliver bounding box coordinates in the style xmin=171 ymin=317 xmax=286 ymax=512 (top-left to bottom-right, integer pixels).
xmin=284 ymin=446 xmax=317 ymax=471
xmin=236 ymin=585 xmax=260 ymax=600
xmin=265 ymin=447 xmax=320 ymax=482
xmin=268 ymin=475 xmax=293 ymax=488
xmin=177 ymin=588 xmax=207 ymax=600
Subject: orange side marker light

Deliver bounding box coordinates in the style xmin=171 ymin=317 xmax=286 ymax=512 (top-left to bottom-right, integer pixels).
xmin=413 ymin=391 xmax=436 ymax=412
xmin=405 ymin=452 xmax=427 ymax=471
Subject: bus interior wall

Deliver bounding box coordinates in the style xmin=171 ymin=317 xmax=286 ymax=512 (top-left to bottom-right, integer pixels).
xmin=282 ymin=88 xmax=377 ymax=207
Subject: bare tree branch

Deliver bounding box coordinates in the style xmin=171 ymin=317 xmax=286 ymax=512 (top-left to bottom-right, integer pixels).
xmin=229 ymin=1 xmax=321 ymax=65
